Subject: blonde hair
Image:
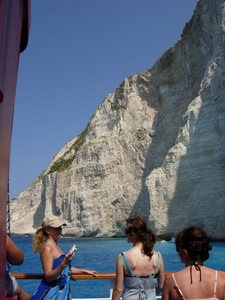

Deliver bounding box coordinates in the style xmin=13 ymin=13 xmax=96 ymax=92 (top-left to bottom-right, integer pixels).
xmin=32 ymin=227 xmax=49 ymax=253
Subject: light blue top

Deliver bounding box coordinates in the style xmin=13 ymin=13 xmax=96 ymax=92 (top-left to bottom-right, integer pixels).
xmin=121 ymin=251 xmax=161 ymax=300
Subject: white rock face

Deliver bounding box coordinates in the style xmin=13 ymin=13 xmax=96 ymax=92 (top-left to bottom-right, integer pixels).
xmin=10 ymin=0 xmax=225 ymax=239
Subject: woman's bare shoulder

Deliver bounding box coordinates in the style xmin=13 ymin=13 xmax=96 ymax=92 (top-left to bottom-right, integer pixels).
xmin=201 ymin=266 xmax=221 ymax=276
xmin=169 ymin=268 xmax=189 ymax=280
xmin=164 ymin=273 xmax=174 ymax=285
xmin=41 ymin=241 xmax=53 ymax=253
xmin=218 ymin=270 xmax=225 ymax=281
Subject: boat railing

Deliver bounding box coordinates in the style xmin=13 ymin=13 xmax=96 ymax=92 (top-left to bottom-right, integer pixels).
xmin=11 ymin=272 xmax=172 ymax=300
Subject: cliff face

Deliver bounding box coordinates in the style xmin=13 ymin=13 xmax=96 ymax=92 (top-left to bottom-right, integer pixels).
xmin=10 ymin=0 xmax=225 ymax=239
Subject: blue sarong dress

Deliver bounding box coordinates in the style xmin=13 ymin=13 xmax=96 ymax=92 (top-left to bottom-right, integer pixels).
xmin=31 ymin=255 xmax=71 ymax=300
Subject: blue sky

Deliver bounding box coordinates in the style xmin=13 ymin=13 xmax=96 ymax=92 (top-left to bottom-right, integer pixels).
xmin=10 ymin=0 xmax=198 ymax=199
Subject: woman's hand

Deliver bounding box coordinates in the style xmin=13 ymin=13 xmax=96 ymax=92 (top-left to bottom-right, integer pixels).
xmin=61 ymin=250 xmax=75 ymax=268
xmin=84 ymin=269 xmax=98 ymax=277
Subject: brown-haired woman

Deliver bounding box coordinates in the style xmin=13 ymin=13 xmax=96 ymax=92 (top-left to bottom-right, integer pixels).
xmin=162 ymin=226 xmax=225 ymax=300
xmin=112 ymin=215 xmax=165 ymax=300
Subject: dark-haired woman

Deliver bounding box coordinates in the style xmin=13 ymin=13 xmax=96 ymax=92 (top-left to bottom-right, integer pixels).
xmin=162 ymin=226 xmax=225 ymax=300
xmin=112 ymin=215 xmax=165 ymax=300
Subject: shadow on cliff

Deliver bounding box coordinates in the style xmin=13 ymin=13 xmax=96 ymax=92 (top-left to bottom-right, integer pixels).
xmin=163 ymin=87 xmax=225 ymax=238
xmin=163 ymin=0 xmax=225 ymax=240
xmin=32 ymin=175 xmax=59 ymax=228
xmin=128 ymin=0 xmax=224 ymax=237
xmin=128 ymin=70 xmax=199 ymax=232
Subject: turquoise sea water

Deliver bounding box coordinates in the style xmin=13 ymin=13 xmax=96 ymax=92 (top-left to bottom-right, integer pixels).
xmin=9 ymin=236 xmax=225 ymax=299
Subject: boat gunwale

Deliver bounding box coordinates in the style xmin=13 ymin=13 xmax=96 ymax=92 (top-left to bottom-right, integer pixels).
xmin=11 ymin=272 xmax=173 ymax=280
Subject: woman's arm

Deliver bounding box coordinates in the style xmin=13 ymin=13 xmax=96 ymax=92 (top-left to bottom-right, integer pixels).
xmin=6 ymin=234 xmax=24 ymax=265
xmin=41 ymin=244 xmax=73 ymax=283
xmin=112 ymin=254 xmax=124 ymax=300
xmin=161 ymin=275 xmax=172 ymax=300
xmin=41 ymin=244 xmax=59 ymax=283
xmin=156 ymin=253 xmax=165 ymax=294
xmin=70 ymin=267 xmax=98 ymax=277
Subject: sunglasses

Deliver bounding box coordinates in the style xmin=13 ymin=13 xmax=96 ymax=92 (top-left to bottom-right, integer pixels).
xmin=125 ymin=228 xmax=132 ymax=235
xmin=50 ymin=226 xmax=62 ymax=230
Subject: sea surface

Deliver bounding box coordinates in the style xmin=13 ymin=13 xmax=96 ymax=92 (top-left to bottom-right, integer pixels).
xmin=9 ymin=236 xmax=225 ymax=299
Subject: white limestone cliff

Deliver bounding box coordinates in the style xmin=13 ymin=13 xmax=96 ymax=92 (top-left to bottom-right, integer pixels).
xmin=10 ymin=0 xmax=225 ymax=239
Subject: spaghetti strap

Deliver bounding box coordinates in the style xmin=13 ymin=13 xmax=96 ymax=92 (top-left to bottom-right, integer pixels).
xmin=213 ymin=270 xmax=218 ymax=298
xmin=155 ymin=251 xmax=161 ymax=274
xmin=172 ymin=273 xmax=185 ymax=300
xmin=121 ymin=252 xmax=133 ymax=277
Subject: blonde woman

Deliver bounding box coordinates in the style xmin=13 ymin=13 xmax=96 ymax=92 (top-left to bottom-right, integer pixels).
xmin=31 ymin=215 xmax=97 ymax=299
